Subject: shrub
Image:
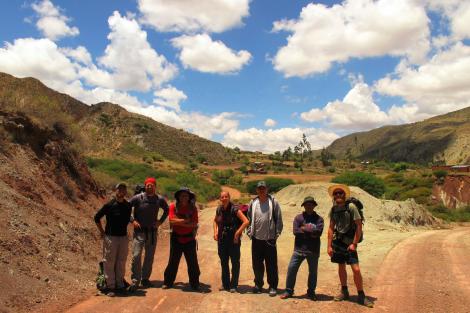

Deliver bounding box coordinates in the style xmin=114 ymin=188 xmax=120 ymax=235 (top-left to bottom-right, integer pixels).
xmin=175 ymin=171 xmax=221 ymax=202
xmin=246 ymin=177 xmax=295 ymax=194
xmin=427 ymin=205 xmax=470 ymax=222
xmin=227 ymin=175 xmax=243 ymax=186
xmin=433 ymin=170 xmax=448 ymax=180
xmin=328 ymin=166 xmax=336 ymax=173
xmin=393 ymin=162 xmax=409 ymax=172
xmin=398 ymin=187 xmax=432 ymax=204
xmin=212 ymin=169 xmax=235 ymax=185
xmin=332 ymin=171 xmax=385 ymax=197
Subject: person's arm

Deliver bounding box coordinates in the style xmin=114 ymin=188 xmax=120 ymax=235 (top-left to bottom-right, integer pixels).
xmin=129 ymin=196 xmax=141 ymax=229
xmin=293 ymin=215 xmax=303 ymax=235
xmin=213 ymin=214 xmax=219 ymax=241
xmin=275 ymin=201 xmax=283 ymax=237
xmin=169 ymin=204 xmax=196 ymax=227
xmin=348 ymin=220 xmax=362 ymax=251
xmin=234 ymin=210 xmax=249 ymax=243
xmin=157 ymin=198 xmax=169 ymax=226
xmin=94 ymin=204 xmax=108 ymax=238
xmin=311 ymin=216 xmax=324 ymax=238
xmin=327 ymin=219 xmax=335 ymax=257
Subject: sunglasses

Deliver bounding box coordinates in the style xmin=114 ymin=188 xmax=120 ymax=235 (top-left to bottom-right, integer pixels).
xmin=333 ymin=191 xmax=345 ymax=196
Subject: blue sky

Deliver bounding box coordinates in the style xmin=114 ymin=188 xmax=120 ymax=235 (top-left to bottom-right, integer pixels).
xmin=1 ymin=0 xmax=469 ymax=152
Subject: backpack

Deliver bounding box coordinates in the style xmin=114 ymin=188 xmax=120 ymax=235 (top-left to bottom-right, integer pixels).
xmin=134 ymin=184 xmax=145 ymax=195
xmin=332 ymin=197 xmax=364 ymax=243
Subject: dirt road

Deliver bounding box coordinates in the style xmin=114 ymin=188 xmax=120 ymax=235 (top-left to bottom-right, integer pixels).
xmin=370 ymin=228 xmax=470 ymax=313
xmin=63 ymin=206 xmax=470 ymax=313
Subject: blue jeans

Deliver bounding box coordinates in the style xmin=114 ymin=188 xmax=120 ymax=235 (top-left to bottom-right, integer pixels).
xmin=285 ymin=251 xmax=319 ymax=296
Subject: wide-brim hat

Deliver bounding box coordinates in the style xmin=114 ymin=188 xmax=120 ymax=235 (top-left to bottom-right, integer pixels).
xmin=328 ymin=184 xmax=351 ymax=199
xmin=174 ymin=187 xmax=196 ymax=201
xmin=301 ymin=196 xmax=318 ymax=207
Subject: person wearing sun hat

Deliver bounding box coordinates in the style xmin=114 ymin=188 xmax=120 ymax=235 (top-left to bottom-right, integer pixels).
xmin=327 ymin=184 xmax=373 ymax=308
xmin=128 ymin=177 xmax=169 ymax=291
xmin=280 ymin=196 xmax=324 ymax=301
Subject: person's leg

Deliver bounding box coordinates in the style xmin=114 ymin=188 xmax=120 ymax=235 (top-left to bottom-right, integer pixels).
xmin=103 ymin=236 xmax=118 ymax=289
xmin=142 ymin=230 xmax=157 ymax=282
xmin=305 ymin=254 xmax=319 ymax=297
xmin=251 ymin=238 xmax=265 ymax=288
xmin=230 ymin=242 xmax=241 ymax=289
xmin=115 ymin=236 xmax=129 ymax=289
xmin=350 ymin=263 xmax=363 ymax=291
xmin=218 ymin=241 xmax=230 ymax=290
xmin=265 ymin=242 xmax=279 ymax=290
xmin=282 ymin=252 xmax=304 ymax=297
xmin=163 ymin=237 xmax=183 ymax=287
xmin=334 ymin=263 xmax=349 ymax=301
xmin=183 ymin=240 xmax=200 ymax=289
xmin=130 ymin=232 xmax=145 ymax=286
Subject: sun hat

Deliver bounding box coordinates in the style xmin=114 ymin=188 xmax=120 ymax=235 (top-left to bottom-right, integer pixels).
xmin=328 ymin=184 xmax=351 ymax=199
xmin=301 ymin=196 xmax=318 ymax=207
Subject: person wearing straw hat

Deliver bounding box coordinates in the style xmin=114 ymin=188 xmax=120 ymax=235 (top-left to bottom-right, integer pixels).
xmin=327 ymin=184 xmax=373 ymax=308
xmin=280 ymin=196 xmax=324 ymax=301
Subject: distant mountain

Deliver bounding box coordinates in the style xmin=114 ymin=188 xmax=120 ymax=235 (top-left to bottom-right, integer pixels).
xmin=325 ymin=107 xmax=470 ymax=164
xmin=0 ymin=72 xmax=233 ymax=164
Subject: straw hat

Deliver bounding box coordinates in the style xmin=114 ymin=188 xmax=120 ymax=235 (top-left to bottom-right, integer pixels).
xmin=328 ymin=184 xmax=351 ymax=199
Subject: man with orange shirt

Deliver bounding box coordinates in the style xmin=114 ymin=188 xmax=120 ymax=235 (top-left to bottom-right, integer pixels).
xmin=163 ymin=187 xmax=200 ymax=291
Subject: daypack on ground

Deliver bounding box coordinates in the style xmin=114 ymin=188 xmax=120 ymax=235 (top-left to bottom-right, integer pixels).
xmin=96 ymin=261 xmax=106 ymax=291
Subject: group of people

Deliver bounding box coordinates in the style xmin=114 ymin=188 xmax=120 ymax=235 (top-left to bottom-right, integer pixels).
xmin=94 ymin=178 xmax=373 ymax=307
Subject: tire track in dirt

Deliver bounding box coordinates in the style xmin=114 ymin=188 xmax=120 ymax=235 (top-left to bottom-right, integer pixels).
xmin=369 ymin=228 xmax=470 ymax=313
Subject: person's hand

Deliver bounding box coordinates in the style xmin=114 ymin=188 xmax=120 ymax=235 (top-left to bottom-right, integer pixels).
xmin=213 ymin=233 xmax=218 ymax=241
xmin=348 ymin=243 xmax=356 ymax=251
xmin=327 ymin=246 xmax=333 ymax=257
xmin=133 ymin=220 xmax=141 ymax=229
xmin=234 ymin=232 xmax=241 ymax=244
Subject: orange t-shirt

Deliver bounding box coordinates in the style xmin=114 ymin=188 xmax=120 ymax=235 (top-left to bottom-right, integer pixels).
xmin=169 ymin=202 xmax=198 ymax=243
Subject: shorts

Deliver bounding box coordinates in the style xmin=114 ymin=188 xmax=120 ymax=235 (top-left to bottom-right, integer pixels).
xmin=331 ymin=239 xmax=359 ymax=265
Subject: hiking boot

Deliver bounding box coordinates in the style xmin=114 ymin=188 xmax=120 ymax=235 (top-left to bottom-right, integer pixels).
xmin=161 ymin=284 xmax=171 ymax=289
xmin=269 ymin=288 xmax=277 ymax=297
xmin=141 ymin=279 xmax=153 ymax=288
xmin=280 ymin=291 xmax=292 ymax=299
xmin=106 ymin=290 xmax=116 ymax=297
xmin=334 ymin=289 xmax=349 ymax=301
xmin=308 ymin=292 xmax=318 ymax=301
xmin=358 ymin=292 xmax=374 ymax=308
xmin=128 ymin=283 xmax=138 ymax=293
xmin=251 ymin=286 xmax=262 ymax=294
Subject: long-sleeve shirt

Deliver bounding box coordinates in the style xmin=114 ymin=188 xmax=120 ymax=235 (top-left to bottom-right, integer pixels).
xmin=130 ymin=193 xmax=169 ymax=229
xmin=247 ymin=196 xmax=283 ymax=241
xmin=293 ymin=211 xmax=324 ymax=256
xmin=94 ymin=199 xmax=132 ymax=236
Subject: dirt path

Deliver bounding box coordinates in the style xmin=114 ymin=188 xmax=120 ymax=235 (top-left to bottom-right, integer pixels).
xmin=370 ymin=227 xmax=470 ymax=313
xmin=62 ymin=203 xmax=470 ymax=313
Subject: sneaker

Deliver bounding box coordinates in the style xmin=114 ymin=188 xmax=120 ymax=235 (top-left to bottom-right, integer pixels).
xmin=269 ymin=288 xmax=277 ymax=297
xmin=229 ymin=288 xmax=237 ymax=293
xmin=106 ymin=290 xmax=116 ymax=297
xmin=161 ymin=284 xmax=171 ymax=289
xmin=334 ymin=290 xmax=349 ymax=301
xmin=251 ymin=286 xmax=262 ymax=294
xmin=280 ymin=291 xmax=292 ymax=299
xmin=141 ymin=279 xmax=152 ymax=288
xmin=358 ymin=293 xmax=374 ymax=308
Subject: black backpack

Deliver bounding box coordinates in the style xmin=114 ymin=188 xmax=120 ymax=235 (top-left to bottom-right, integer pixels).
xmin=216 ymin=204 xmax=241 ymax=234
xmin=332 ymin=197 xmax=364 ymax=243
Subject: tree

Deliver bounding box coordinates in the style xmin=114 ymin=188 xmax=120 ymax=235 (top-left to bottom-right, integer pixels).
xmin=320 ymin=148 xmax=333 ymax=166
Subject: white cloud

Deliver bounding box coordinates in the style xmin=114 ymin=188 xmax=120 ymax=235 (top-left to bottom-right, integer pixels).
xmin=153 ymin=86 xmax=187 ymax=112
xmin=427 ymin=0 xmax=470 ymax=40
xmin=138 ymin=0 xmax=250 ymax=33
xmin=272 ymin=0 xmax=430 ymax=77
xmin=31 ymin=0 xmax=79 ymax=41
xmin=264 ymin=118 xmax=277 ymax=127
xmin=301 ymin=80 xmax=393 ymax=130
xmin=81 ymin=11 xmax=178 ymax=92
xmin=222 ymin=127 xmax=339 ymax=153
xmin=376 ymin=42 xmax=470 ymax=116
xmin=61 ymin=46 xmax=92 ymax=65
xmin=171 ymin=34 xmax=251 ymax=74
xmin=0 ymin=38 xmax=78 ymax=88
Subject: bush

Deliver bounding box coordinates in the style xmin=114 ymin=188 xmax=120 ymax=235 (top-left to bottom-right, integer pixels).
xmin=393 ymin=162 xmax=409 ymax=172
xmin=398 ymin=187 xmax=432 ymax=204
xmin=175 ymin=171 xmax=221 ymax=202
xmin=332 ymin=171 xmax=385 ymax=197
xmin=427 ymin=205 xmax=470 ymax=222
xmin=246 ymin=177 xmax=295 ymax=194
xmin=433 ymin=170 xmax=448 ymax=180
xmin=212 ymin=169 xmax=235 ymax=185
xmin=328 ymin=166 xmax=336 ymax=173
xmin=227 ymin=175 xmax=243 ymax=186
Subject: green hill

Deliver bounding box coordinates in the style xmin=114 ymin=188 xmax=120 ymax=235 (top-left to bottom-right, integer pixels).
xmin=325 ymin=107 xmax=470 ymax=164
xmin=0 ymin=72 xmax=233 ymax=165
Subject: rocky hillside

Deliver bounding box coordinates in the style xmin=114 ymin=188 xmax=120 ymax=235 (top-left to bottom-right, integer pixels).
xmin=0 ymin=110 xmax=104 ymax=313
xmin=325 ymin=107 xmax=470 ymax=164
xmin=0 ymin=72 xmax=233 ymax=165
